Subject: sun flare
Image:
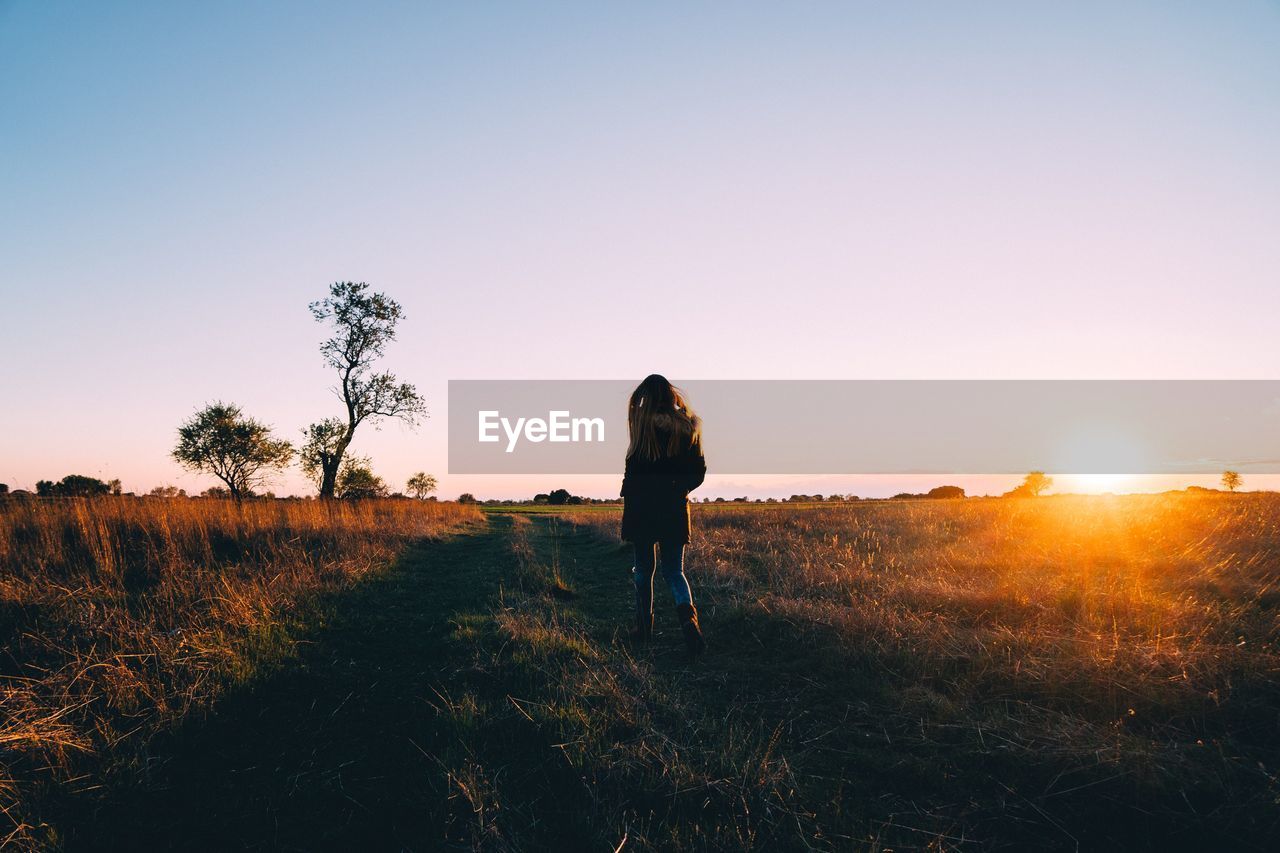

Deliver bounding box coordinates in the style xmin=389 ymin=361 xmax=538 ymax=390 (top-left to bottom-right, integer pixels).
xmin=1056 ymin=473 xmax=1135 ymax=494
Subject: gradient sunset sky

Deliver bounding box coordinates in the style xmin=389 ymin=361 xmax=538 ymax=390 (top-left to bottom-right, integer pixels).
xmin=3 ymin=2 xmax=1278 ymax=499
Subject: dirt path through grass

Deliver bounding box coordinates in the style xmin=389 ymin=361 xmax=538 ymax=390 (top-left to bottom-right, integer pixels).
xmin=66 ymin=513 xmax=979 ymax=851
xmin=79 ymin=513 xmax=813 ymax=851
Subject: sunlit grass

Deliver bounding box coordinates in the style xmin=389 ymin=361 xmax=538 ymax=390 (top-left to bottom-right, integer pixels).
xmin=556 ymin=492 xmax=1280 ymax=845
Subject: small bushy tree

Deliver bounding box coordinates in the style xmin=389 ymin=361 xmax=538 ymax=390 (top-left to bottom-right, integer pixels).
xmin=406 ymin=472 xmax=438 ymax=500
xmin=336 ymin=457 xmax=387 ymax=499
xmin=1221 ymin=470 xmax=1242 ymax=492
xmin=1023 ymin=472 xmax=1052 ymax=496
xmin=1003 ymin=471 xmax=1053 ymax=498
xmin=173 ymin=402 xmax=293 ymax=501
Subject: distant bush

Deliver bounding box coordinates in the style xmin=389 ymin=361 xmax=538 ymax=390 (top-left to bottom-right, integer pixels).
xmin=890 ymin=486 xmax=965 ymax=500
xmin=927 ymin=485 xmax=965 ymax=499
xmin=148 ymin=485 xmax=187 ymax=499
xmin=35 ymin=474 xmax=113 ymax=497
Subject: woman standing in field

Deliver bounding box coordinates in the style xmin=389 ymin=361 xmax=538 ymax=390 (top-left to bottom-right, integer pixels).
xmin=622 ymin=374 xmax=707 ymax=656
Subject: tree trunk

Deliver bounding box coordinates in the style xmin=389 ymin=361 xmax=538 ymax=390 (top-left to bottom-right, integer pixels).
xmin=318 ymin=432 xmax=354 ymax=499
xmin=319 ymin=461 xmax=340 ymax=499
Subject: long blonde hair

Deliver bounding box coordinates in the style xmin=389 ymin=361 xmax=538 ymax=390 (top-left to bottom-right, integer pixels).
xmin=627 ymin=374 xmax=700 ymax=460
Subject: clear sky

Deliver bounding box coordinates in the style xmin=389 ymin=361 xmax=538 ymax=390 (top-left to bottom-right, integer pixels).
xmin=2 ymin=1 xmax=1278 ymax=499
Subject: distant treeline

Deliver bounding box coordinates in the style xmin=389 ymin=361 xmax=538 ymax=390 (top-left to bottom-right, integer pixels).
xmin=2 ymin=472 xmax=1251 ymax=505
xmin=0 ymin=475 xmax=438 ymax=502
xmin=472 ymin=488 xmax=617 ymax=507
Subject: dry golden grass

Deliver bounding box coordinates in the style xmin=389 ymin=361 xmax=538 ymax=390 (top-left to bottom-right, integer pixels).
xmin=558 ymin=492 xmax=1280 ymax=846
xmin=689 ymin=494 xmax=1280 ymax=719
xmin=5 ymin=492 xmax=1277 ymax=848
xmin=0 ymin=496 xmax=480 ymax=848
xmin=574 ymin=493 xmax=1280 ymax=715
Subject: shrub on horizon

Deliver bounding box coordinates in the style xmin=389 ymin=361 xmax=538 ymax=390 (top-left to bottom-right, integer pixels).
xmin=35 ymin=474 xmax=113 ymax=497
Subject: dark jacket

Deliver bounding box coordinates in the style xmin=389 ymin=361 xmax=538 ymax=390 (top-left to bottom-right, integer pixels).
xmin=620 ymin=416 xmax=706 ymax=544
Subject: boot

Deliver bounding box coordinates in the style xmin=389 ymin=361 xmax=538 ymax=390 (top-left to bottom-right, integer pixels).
xmin=630 ymin=585 xmax=653 ymax=643
xmin=676 ymin=603 xmax=705 ymax=657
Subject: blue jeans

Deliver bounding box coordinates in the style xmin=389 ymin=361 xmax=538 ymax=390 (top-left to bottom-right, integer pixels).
xmin=634 ymin=542 xmax=693 ymax=607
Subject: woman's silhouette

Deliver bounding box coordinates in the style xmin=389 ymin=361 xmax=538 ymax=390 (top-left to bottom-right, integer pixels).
xmin=621 ymin=375 xmax=707 ymax=655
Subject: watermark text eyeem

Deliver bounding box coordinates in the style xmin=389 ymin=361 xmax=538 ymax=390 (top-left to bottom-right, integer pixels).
xmin=478 ymin=410 xmax=606 ymax=453
xmin=452 ymin=380 xmax=1280 ymax=474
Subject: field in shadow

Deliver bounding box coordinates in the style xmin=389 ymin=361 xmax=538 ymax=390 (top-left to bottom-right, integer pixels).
xmin=79 ymin=522 xmax=517 ymax=850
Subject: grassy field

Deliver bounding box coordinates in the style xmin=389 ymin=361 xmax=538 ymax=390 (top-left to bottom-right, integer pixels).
xmin=0 ymin=497 xmax=481 ymax=848
xmin=560 ymin=494 xmax=1280 ymax=848
xmin=2 ymin=493 xmax=1278 ymax=849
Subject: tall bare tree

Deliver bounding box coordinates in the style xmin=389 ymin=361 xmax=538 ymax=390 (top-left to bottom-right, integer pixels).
xmin=306 ymin=282 xmax=426 ymax=498
xmin=173 ymin=402 xmax=293 ymax=501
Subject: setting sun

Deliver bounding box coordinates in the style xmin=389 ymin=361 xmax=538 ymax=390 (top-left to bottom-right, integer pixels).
xmin=1056 ymin=473 xmax=1137 ymax=494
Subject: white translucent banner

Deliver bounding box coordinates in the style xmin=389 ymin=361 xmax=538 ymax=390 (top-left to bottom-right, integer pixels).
xmin=448 ymin=380 xmax=1280 ymax=475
